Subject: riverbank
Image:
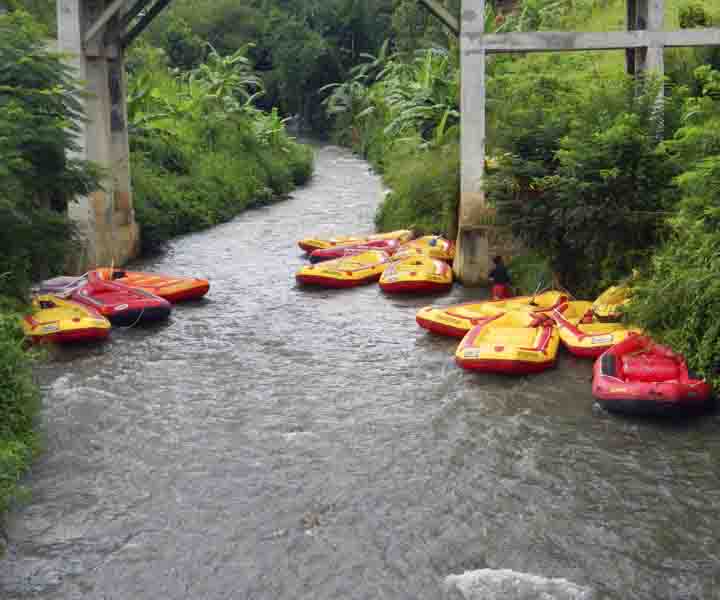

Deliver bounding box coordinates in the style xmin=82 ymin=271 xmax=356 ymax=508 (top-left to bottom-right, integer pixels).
xmin=0 ymin=306 xmax=40 ymax=536
xmin=0 ymin=12 xmax=316 ymax=529
xmin=127 ymin=45 xmax=315 ymax=254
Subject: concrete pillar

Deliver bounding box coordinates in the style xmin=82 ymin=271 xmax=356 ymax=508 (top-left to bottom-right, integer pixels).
xmin=58 ymin=0 xmax=96 ymax=271
xmin=456 ymin=0 xmax=490 ymax=286
xmin=57 ymin=0 xmax=139 ymax=273
xmin=628 ymin=0 xmax=665 ymax=74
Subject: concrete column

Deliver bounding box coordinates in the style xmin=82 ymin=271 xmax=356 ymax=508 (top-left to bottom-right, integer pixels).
xmin=58 ymin=0 xmax=96 ymax=271
xmin=630 ymin=0 xmax=665 ymax=75
xmin=57 ymin=0 xmax=139 ymax=272
xmin=457 ymin=0 xmax=490 ymax=286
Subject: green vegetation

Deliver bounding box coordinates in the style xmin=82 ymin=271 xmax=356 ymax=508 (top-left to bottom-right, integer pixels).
xmin=321 ymin=0 xmax=720 ymax=381
xmin=127 ymin=45 xmax=313 ymax=252
xmin=0 ymin=11 xmax=96 ymax=521
xmin=0 ymin=312 xmax=40 ymax=518
xmin=485 ymin=64 xmax=683 ymax=295
xmin=323 ymin=42 xmax=461 ymax=236
xmin=0 ymin=11 xmax=100 ymax=297
xmin=0 ymin=5 xmax=315 ymax=520
xmin=146 ymin=0 xmax=399 ymax=131
xmin=628 ymin=65 xmax=720 ymax=387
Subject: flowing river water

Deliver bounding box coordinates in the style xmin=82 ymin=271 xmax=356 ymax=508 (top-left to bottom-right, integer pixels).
xmin=2 ymin=144 xmax=720 ymax=600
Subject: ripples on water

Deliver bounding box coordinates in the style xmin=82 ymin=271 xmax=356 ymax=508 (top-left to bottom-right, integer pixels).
xmin=2 ymin=145 xmax=720 ymax=599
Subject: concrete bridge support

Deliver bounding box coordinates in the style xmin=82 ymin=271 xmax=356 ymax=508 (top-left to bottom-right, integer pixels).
xmin=58 ymin=0 xmax=139 ymax=272
xmin=456 ymin=0 xmax=719 ymax=285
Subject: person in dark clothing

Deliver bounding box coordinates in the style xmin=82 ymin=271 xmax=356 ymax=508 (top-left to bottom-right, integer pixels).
xmin=488 ymin=255 xmax=513 ymax=299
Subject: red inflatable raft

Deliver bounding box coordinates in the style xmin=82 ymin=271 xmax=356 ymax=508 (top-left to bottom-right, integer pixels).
xmin=309 ymin=239 xmax=400 ymax=263
xmin=69 ymin=271 xmax=172 ymax=326
xmin=592 ymin=335 xmax=713 ymax=416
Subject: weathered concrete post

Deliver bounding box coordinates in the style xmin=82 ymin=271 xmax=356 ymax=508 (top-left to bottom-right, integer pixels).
xmin=456 ymin=0 xmax=489 ymax=286
xmin=57 ymin=0 xmax=139 ymax=272
xmin=632 ymin=0 xmax=665 ymax=74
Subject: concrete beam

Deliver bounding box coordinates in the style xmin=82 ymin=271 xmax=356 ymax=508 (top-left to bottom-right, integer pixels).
xmin=466 ymin=29 xmax=720 ymax=54
xmin=121 ymin=0 xmax=173 ymax=48
xmin=83 ymin=0 xmax=127 ymax=45
xmin=418 ymin=0 xmax=460 ymax=36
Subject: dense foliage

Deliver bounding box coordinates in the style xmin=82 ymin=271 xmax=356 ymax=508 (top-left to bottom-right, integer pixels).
xmin=0 ymin=312 xmax=40 ymax=518
xmin=127 ymin=45 xmax=313 ymax=252
xmin=629 ymin=66 xmax=720 ymax=386
xmin=0 ymin=11 xmax=100 ymax=297
xmin=485 ymin=65 xmax=682 ymax=295
xmin=323 ymin=43 xmax=461 ymax=236
xmin=148 ymin=0 xmax=399 ymax=131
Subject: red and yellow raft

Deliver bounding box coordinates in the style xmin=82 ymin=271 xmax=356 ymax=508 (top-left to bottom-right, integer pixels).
xmin=455 ymin=311 xmax=560 ymax=375
xmin=398 ymin=235 xmax=455 ymax=262
xmin=298 ymin=229 xmax=413 ymax=253
xmin=592 ymin=335 xmax=712 ymax=416
xmin=309 ymin=239 xmax=400 ymax=263
xmin=296 ymin=249 xmax=390 ymax=288
xmin=551 ymin=300 xmax=642 ymax=358
xmin=591 ymin=284 xmax=632 ymax=322
xmin=416 ymin=290 xmax=568 ymax=338
xmin=96 ymin=268 xmax=209 ymax=303
xmin=22 ymin=295 xmax=111 ymax=344
xmin=379 ymin=255 xmax=452 ymax=294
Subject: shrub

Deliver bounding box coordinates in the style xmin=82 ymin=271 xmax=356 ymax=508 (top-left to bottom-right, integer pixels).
xmin=0 ymin=11 xmax=100 ymax=297
xmin=127 ymin=45 xmax=314 ymax=252
xmin=486 ymin=70 xmax=681 ymax=296
xmin=629 ymin=66 xmax=720 ymax=386
xmin=0 ymin=312 xmax=40 ymax=516
xmin=375 ymin=142 xmax=459 ymax=235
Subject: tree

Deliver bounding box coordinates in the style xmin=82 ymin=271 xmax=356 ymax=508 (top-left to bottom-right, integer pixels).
xmin=629 ymin=66 xmax=720 ymax=385
xmin=0 ymin=11 xmax=100 ymax=295
xmin=486 ymin=67 xmax=680 ymax=294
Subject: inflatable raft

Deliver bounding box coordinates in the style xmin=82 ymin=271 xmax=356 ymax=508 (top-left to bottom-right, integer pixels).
xmin=416 ymin=290 xmax=568 ymax=337
xmin=69 ymin=271 xmax=172 ymax=326
xmin=592 ymin=335 xmax=713 ymax=416
xmin=22 ymin=295 xmax=111 ymax=344
xmin=398 ymin=235 xmax=455 ymax=262
xmin=309 ymin=239 xmax=400 ymax=263
xmin=96 ymin=268 xmax=209 ymax=303
xmin=592 ymin=284 xmax=632 ymax=322
xmin=296 ymin=249 xmax=390 ymax=288
xmin=379 ymin=255 xmax=452 ymax=294
xmin=455 ymin=311 xmax=560 ymax=375
xmin=298 ymin=229 xmax=413 ymax=253
xmin=552 ymin=300 xmax=642 ymax=358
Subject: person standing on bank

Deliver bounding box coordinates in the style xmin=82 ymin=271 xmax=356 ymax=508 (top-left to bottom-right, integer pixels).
xmin=488 ymin=255 xmax=513 ymax=299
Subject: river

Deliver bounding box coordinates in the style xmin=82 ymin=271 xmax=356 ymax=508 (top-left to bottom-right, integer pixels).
xmin=2 ymin=144 xmax=720 ymax=600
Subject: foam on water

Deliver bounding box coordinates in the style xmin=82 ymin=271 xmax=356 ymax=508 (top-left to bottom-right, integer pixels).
xmin=444 ymin=569 xmax=594 ymax=600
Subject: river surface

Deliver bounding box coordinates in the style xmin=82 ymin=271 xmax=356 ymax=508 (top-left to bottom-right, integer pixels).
xmin=2 ymin=144 xmax=720 ymax=600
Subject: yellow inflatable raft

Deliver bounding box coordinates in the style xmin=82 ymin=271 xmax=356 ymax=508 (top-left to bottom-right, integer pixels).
xmin=298 ymin=229 xmax=413 ymax=253
xmin=379 ymin=255 xmax=452 ymax=294
xmin=551 ymin=300 xmax=642 ymax=358
xmin=22 ymin=295 xmax=111 ymax=344
xmin=416 ymin=290 xmax=568 ymax=337
xmin=455 ymin=311 xmax=560 ymax=374
xmin=592 ymin=284 xmax=632 ymax=322
xmin=296 ymin=249 xmax=390 ymax=288
xmin=398 ymin=235 xmax=455 ymax=261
